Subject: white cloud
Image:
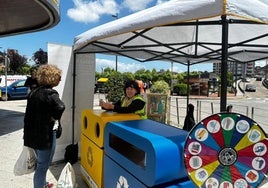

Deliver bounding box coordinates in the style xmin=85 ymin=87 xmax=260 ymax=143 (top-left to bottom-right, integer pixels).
xmin=156 ymin=0 xmax=169 ymax=5
xmin=96 ymin=58 xmax=146 ymax=72
xmin=171 ymin=66 xmax=185 ymax=73
xmin=123 ymin=0 xmax=154 ymax=12
xmin=119 ymin=62 xmax=145 ymax=72
xmin=96 ymin=57 xmax=191 ymax=73
xmin=96 ymin=58 xmax=115 ymax=71
xmin=67 ymin=0 xmax=118 ymax=23
xmin=67 ymin=0 xmax=170 ymax=24
xmin=255 ymin=60 xmax=268 ymax=67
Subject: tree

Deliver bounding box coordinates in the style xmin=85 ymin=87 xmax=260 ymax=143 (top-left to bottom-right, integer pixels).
xmin=6 ymin=49 xmax=27 ymax=74
xmin=20 ymin=64 xmax=32 ymax=75
xmin=134 ymin=69 xmax=152 ymax=84
xmin=150 ymin=80 xmax=169 ymax=94
xmin=105 ymin=72 xmax=134 ymax=102
xmin=33 ymin=48 xmax=47 ymax=65
xmin=0 ymin=51 xmax=4 ymax=64
xmin=172 ymin=83 xmax=188 ymax=96
xmin=158 ymin=69 xmax=172 ymax=86
xmin=176 ymin=73 xmax=184 ymax=83
xmin=227 ymin=71 xmax=233 ymax=86
xmin=151 ymin=68 xmax=159 ymax=82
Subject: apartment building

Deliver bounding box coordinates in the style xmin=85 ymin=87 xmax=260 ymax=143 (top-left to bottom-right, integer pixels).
xmin=213 ymin=62 xmax=255 ymax=78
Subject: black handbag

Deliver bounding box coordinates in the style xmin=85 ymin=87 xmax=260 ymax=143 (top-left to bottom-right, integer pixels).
xmin=64 ymin=143 xmax=78 ymax=164
xmin=56 ymin=121 xmax=62 ymax=139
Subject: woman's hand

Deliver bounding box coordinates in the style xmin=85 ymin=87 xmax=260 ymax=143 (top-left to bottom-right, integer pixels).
xmin=99 ymin=99 xmax=114 ymax=110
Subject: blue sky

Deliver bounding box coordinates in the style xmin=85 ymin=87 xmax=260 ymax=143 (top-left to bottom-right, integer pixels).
xmin=0 ymin=0 xmax=213 ymax=73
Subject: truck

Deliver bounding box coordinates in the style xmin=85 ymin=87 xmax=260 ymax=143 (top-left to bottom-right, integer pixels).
xmin=0 ymin=75 xmax=27 ymax=87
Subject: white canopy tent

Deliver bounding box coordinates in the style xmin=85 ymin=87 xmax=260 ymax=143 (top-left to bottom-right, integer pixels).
xmin=73 ymin=0 xmax=268 ymax=111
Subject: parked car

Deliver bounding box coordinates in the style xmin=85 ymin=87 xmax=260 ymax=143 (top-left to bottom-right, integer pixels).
xmin=256 ymin=76 xmax=262 ymax=81
xmin=245 ymin=84 xmax=256 ymax=92
xmin=0 ymin=79 xmax=28 ymax=100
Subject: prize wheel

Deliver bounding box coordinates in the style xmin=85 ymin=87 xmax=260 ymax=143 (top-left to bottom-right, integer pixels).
xmin=184 ymin=112 xmax=268 ymax=188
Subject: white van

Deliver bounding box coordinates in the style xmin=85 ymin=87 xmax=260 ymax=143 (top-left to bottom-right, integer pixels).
xmin=0 ymin=75 xmax=27 ymax=87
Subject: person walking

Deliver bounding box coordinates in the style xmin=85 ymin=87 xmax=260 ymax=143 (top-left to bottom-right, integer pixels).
xmin=24 ymin=68 xmax=39 ymax=92
xmin=99 ymin=80 xmax=147 ymax=119
xmin=23 ymin=64 xmax=65 ymax=188
xmin=183 ymin=103 xmax=195 ymax=131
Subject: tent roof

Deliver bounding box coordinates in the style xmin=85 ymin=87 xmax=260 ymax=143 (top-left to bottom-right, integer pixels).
xmin=0 ymin=0 xmax=60 ymax=37
xmin=74 ymin=0 xmax=268 ymax=65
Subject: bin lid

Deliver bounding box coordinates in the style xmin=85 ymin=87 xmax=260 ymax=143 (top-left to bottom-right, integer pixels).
xmin=97 ymin=78 xmax=108 ymax=82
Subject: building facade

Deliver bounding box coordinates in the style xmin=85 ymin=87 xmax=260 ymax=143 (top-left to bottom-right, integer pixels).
xmin=213 ymin=62 xmax=255 ymax=78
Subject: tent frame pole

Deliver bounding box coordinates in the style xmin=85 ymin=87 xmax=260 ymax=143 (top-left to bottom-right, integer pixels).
xmin=220 ymin=15 xmax=228 ymax=112
xmin=186 ymin=60 xmax=190 ymax=107
xmin=71 ymin=52 xmax=77 ymax=144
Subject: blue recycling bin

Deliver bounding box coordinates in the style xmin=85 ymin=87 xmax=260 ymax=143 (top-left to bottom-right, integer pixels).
xmin=104 ymin=119 xmax=189 ymax=187
xmin=104 ymin=155 xmax=195 ymax=188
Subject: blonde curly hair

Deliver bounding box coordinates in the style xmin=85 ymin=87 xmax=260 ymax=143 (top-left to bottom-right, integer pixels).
xmin=36 ymin=64 xmax=62 ymax=87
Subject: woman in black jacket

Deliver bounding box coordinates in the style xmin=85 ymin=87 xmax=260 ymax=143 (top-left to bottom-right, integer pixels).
xmin=183 ymin=103 xmax=195 ymax=132
xmin=24 ymin=64 xmax=65 ymax=188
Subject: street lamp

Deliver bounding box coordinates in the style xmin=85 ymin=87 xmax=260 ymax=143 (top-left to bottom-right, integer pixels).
xmin=112 ymin=13 xmax=119 ymax=72
xmin=4 ymin=54 xmax=8 ymax=101
xmin=2 ymin=51 xmax=9 ymax=101
xmin=112 ymin=13 xmax=118 ymax=19
xmin=170 ymin=62 xmax=173 ymax=91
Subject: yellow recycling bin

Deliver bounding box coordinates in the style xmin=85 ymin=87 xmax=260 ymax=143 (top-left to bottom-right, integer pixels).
xmin=80 ymin=109 xmax=141 ymax=188
xmin=81 ymin=109 xmax=140 ymax=148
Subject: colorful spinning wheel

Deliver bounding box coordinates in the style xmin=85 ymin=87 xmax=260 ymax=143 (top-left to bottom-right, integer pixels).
xmin=184 ymin=113 xmax=268 ymax=188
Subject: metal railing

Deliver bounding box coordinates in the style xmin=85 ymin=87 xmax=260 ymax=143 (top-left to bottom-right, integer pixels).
xmin=167 ymin=96 xmax=268 ymax=133
xmin=94 ymin=93 xmax=268 ymax=133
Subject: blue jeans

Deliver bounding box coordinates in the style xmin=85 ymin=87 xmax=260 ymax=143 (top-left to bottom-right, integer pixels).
xmin=34 ymin=131 xmax=56 ymax=188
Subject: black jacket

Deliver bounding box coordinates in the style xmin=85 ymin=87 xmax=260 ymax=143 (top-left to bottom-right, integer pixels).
xmin=113 ymin=96 xmax=145 ymax=113
xmin=24 ymin=86 xmax=65 ymax=149
xmin=183 ymin=104 xmax=195 ymax=132
xmin=183 ymin=115 xmax=195 ymax=132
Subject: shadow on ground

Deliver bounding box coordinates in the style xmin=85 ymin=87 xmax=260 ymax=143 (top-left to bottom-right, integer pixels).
xmin=0 ymin=108 xmax=25 ymax=136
